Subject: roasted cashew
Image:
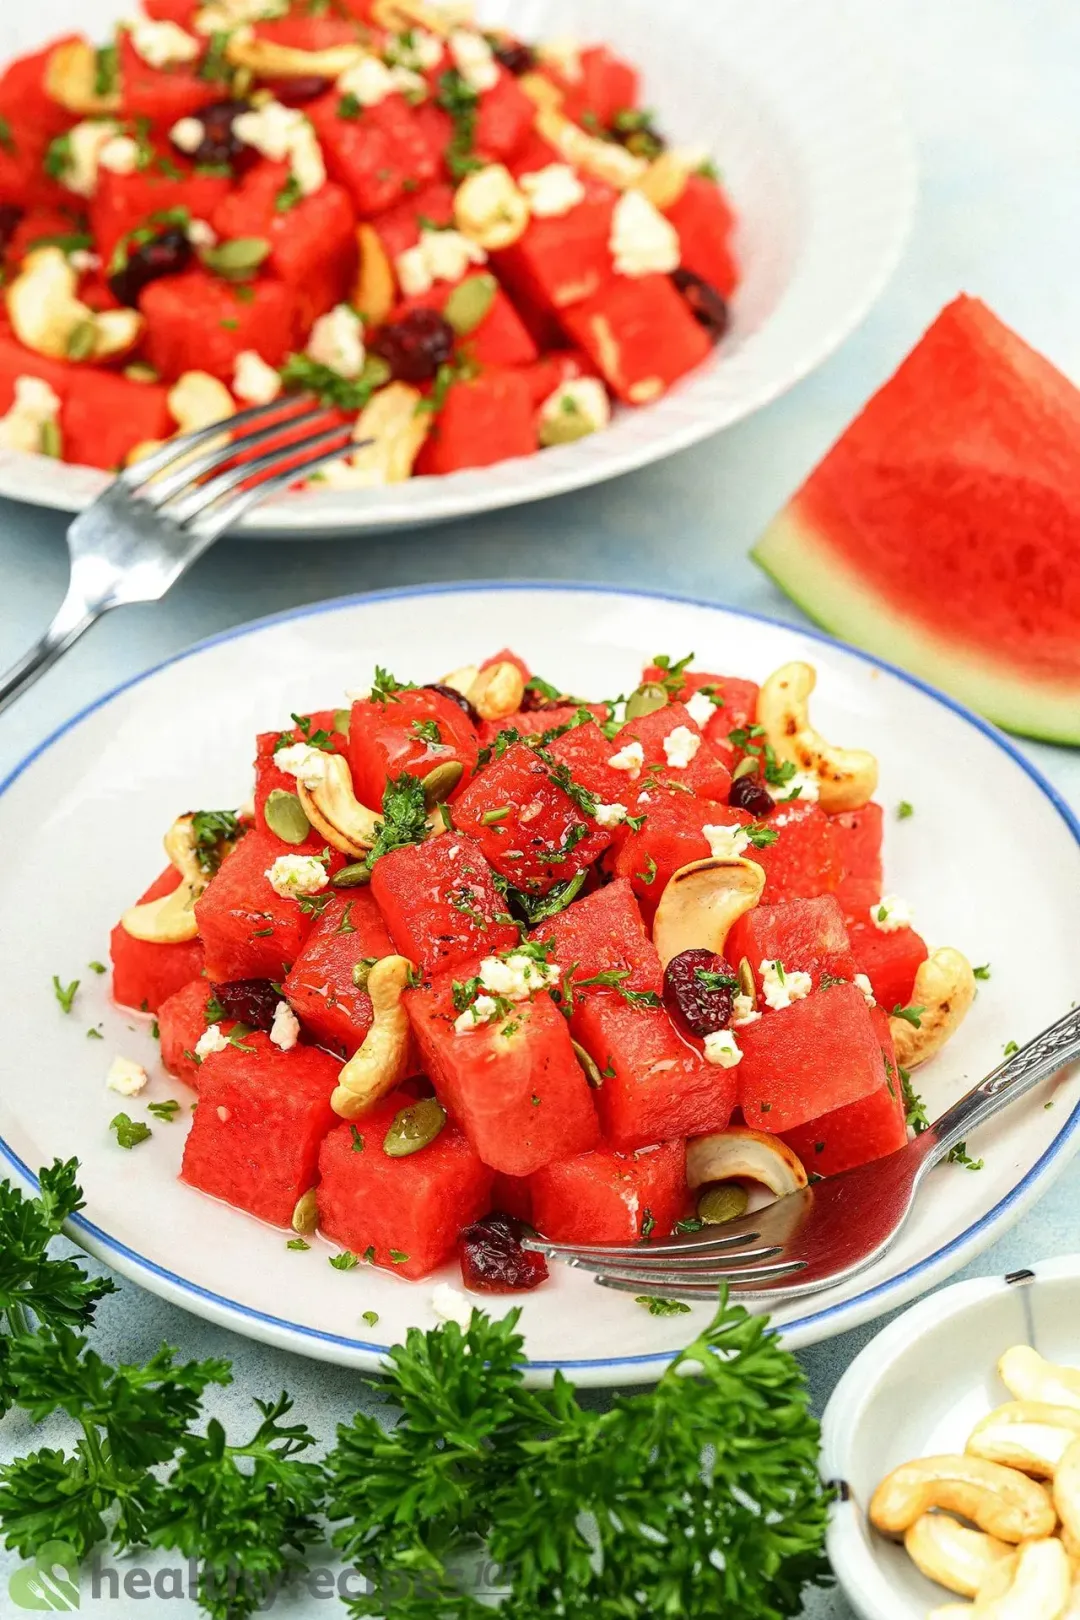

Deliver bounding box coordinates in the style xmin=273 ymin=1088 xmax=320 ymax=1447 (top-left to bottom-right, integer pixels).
xmin=331 ymin=956 xmax=415 ymax=1118
xmin=999 ymin=1348 xmax=1080 ymax=1413
xmin=686 ymin=1128 xmax=807 ymax=1197
xmin=756 ymin=662 xmax=878 ymax=813
xmin=517 ymin=70 xmax=564 ymax=113
xmin=976 ymin=1537 xmax=1071 ymax=1619
xmin=1064 ymin=1575 xmax=1080 ymax=1619
xmin=297 ymin=751 xmax=382 ymax=856
xmin=889 ymin=947 xmax=977 ymax=1068
xmin=904 ymin=1512 xmax=1014 ymax=1599
xmin=967 ymin=1402 xmax=1080 ymax=1479
xmin=225 ymin=34 xmax=365 ymax=78
xmin=467 ymin=660 xmax=526 ymax=722
xmin=635 ymin=150 xmax=696 ymax=211
xmin=7 ymin=249 xmax=141 ymax=363
xmin=535 ymin=107 xmax=649 ymax=189
xmin=1054 ymin=1438 xmax=1080 ymax=1548
xmin=121 ymin=814 xmax=212 ymax=943
xmin=128 ymin=371 xmax=235 ymax=467
xmin=354 ymin=224 xmax=396 ymax=326
xmin=45 ymin=38 xmax=122 ymax=115
xmin=454 ymin=164 xmax=530 ymax=250
xmin=370 ymin=0 xmax=470 ymax=33
xmin=652 ymin=856 xmax=766 ymax=969
xmin=869 ymin=1455 xmax=1056 ymax=1543
xmin=347 ymin=383 xmax=431 ymax=485
xmin=441 ymin=663 xmax=481 ymax=697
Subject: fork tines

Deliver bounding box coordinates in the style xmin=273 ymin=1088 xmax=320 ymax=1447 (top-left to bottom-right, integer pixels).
xmin=522 ymin=1229 xmax=808 ymax=1296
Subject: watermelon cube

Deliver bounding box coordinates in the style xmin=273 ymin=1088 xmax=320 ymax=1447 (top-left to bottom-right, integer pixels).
xmin=158 ymin=977 xmax=214 ymax=1088
xmin=641 ymin=666 xmax=760 ymax=759
xmin=139 ymin=270 xmax=298 ymax=383
xmin=118 ymin=30 xmax=221 ymax=125
xmin=562 ymin=274 xmax=713 ymax=405
xmin=545 ymin=718 xmax=642 ymax=805
xmin=211 ymin=165 xmax=357 ymax=330
xmin=529 ymin=877 xmax=662 ymax=995
xmin=490 ymin=1170 xmax=533 ymax=1223
xmin=529 ymin=1139 xmax=686 ymax=1245
xmin=615 ymin=701 xmax=733 ymax=802
xmin=406 ymin=978 xmax=599 ymax=1175
xmin=400 ymin=280 xmax=538 ymax=370
xmin=664 ymin=175 xmax=739 ymax=299
xmin=317 ymin=1089 xmax=494 ymax=1279
xmin=474 ymin=70 xmax=536 ymax=162
xmin=452 ymin=739 xmax=614 ymax=894
xmin=282 ymin=891 xmax=394 ymax=1058
xmin=181 ymin=1033 xmax=339 ymax=1226
xmin=847 ymin=920 xmax=929 ymax=1013
xmin=370 ymin=834 xmax=519 ymax=975
xmin=194 ymin=826 xmax=324 ymax=982
xmin=613 ymin=790 xmax=741 ymax=916
xmin=752 ymin=799 xmax=843 ymax=902
xmin=110 ymin=867 xmax=206 ymax=1013
xmin=371 ymin=183 xmax=456 ymax=261
xmin=521 ymin=349 xmax=602 ymax=409
xmin=309 ymin=92 xmax=439 ymax=216
xmin=736 ymin=983 xmax=885 ymax=1133
xmin=782 ymin=1003 xmax=907 ymax=1176
xmin=347 ymin=687 xmax=479 ymax=815
xmin=495 ymin=178 xmax=617 ymax=311
xmin=418 ymin=367 xmax=537 ymax=474
xmin=725 ymin=897 xmax=857 ymax=989
xmin=572 ymin=991 xmax=736 ymax=1151
xmin=62 ymin=369 xmax=173 ymax=472
xmin=564 ymin=47 xmax=640 ymax=128
xmin=90 ymin=165 xmax=232 ymax=272
xmin=253 ymin=711 xmax=348 ymax=828
xmin=829 ymin=803 xmax=884 ymax=887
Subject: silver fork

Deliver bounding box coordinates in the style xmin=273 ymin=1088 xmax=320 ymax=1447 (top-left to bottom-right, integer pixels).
xmin=524 ymin=1005 xmax=1080 ymax=1301
xmin=0 ymin=398 xmax=365 ymax=718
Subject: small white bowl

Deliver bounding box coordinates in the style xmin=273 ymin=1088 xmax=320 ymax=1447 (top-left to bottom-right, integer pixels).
xmin=820 ymin=1257 xmax=1080 ymax=1620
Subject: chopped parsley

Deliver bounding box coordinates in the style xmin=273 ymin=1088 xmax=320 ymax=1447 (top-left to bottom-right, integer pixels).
xmin=640 ymin=1209 xmax=656 ymax=1239
xmin=86 ymin=1027 xmax=104 ymax=1041
xmin=744 ymin=824 xmax=779 ymax=849
xmin=494 ymin=870 xmax=587 ymax=926
xmin=576 ymin=969 xmax=662 ymax=1010
xmin=411 ymin=718 xmax=444 ymax=747
xmin=190 ymin=809 xmax=243 ymax=876
xmin=973 ymin=964 xmax=992 ymax=981
xmin=350 ymin=1126 xmax=365 ymax=1153
xmin=947 ymin=1142 xmax=984 ymax=1172
xmin=275 ymin=174 xmax=303 ymax=213
xmin=436 ymin=68 xmax=481 ymax=178
xmin=279 ymin=352 xmax=391 ymax=413
xmin=363 ymin=773 xmax=430 ymax=871
xmin=198 ymin=29 xmax=233 ymax=82
xmin=147 ymin=1100 xmax=182 ymax=1123
xmin=636 ymin=1296 xmax=691 ymax=1317
xmin=43 ymin=132 xmax=73 ymax=180
xmin=1003 ymin=1039 xmax=1019 ymax=1058
xmin=369 ymin=665 xmax=415 ymax=704
xmin=287 ymin=1238 xmax=311 ymax=1251
xmin=110 ymin=1114 xmax=152 ymax=1150
xmin=361 ymin=1310 xmax=379 ymax=1327
xmin=891 ymin=1003 xmax=926 ymax=1029
xmin=52 ymin=977 xmax=79 ymax=1015
xmin=389 ymin=1249 xmax=410 ymax=1264
xmin=901 ymin=1067 xmax=930 ymax=1135
xmin=0 ymin=116 xmax=14 ymax=156
xmin=650 ymin=653 xmax=694 ymax=697
xmin=329 ymin=1251 xmax=359 ymax=1271
xmin=88 ymin=961 xmax=107 ymax=976
xmin=897 ymin=800 xmax=915 ymax=820
xmin=695 ymin=969 xmax=739 ymax=992
xmin=636 ymin=855 xmax=658 ymax=886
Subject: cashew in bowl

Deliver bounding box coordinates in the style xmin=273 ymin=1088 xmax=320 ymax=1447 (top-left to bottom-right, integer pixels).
xmin=454 ymin=164 xmax=530 ymax=250
xmin=685 ymin=1128 xmax=807 ymax=1199
xmin=535 ymin=106 xmax=649 ymax=189
xmin=297 ymin=751 xmax=383 ymax=859
xmin=999 ymin=1348 xmax=1080 ymax=1413
xmin=331 ymin=956 xmax=415 ymax=1119
xmin=967 ymin=1402 xmax=1080 ymax=1478
xmin=354 ymin=224 xmax=396 ymax=327
xmin=1053 ymin=1438 xmax=1080 ymax=1546
xmin=756 ymin=661 xmax=878 ymax=813
xmin=440 ymin=663 xmax=481 ymax=699
xmin=652 ymin=856 xmax=766 ymax=969
xmin=45 ymin=37 xmax=122 ymax=115
xmin=635 ymin=149 xmax=697 ymax=211
xmin=121 ymin=813 xmax=223 ymax=943
xmin=889 ymin=947 xmax=977 ymax=1068
xmin=225 ymin=34 xmax=365 ymax=77
xmin=869 ymin=1454 xmax=1056 ymax=1543
xmin=128 ymin=371 xmax=235 ymax=467
xmin=904 ymin=1512 xmax=1014 ymax=1598
xmin=7 ymin=249 xmax=141 ymax=363
xmin=975 ymin=1536 xmax=1071 ymax=1618
xmin=467 ymin=660 xmax=526 ymax=722
xmin=348 ymin=382 xmax=432 ymax=485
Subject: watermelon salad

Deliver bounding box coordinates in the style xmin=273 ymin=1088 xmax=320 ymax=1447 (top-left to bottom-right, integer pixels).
xmin=97 ymin=648 xmax=980 ymax=1297
xmin=0 ymin=1 xmax=737 ymax=483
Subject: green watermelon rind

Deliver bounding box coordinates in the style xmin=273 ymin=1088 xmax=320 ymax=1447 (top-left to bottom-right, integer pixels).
xmin=753 ymin=507 xmax=1080 ymax=746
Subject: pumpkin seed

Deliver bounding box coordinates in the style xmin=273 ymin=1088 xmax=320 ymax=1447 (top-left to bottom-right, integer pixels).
xmin=383 ymin=1098 xmax=446 ymax=1158
xmin=200 ymin=235 xmax=271 ymax=280
xmin=420 ymin=759 xmax=464 ymax=808
xmin=697 ymin=1182 xmax=749 ymax=1225
xmin=731 ymin=755 xmax=759 ymax=782
xmin=571 ymin=1039 xmax=603 ymax=1089
xmin=124 ymin=362 xmax=160 ymax=383
xmin=444 ymin=271 xmax=497 ymax=336
xmin=333 ymin=708 xmax=351 ymax=736
xmin=39 ymin=419 xmax=62 ymax=458
xmin=291 ymin=1187 xmax=318 ymax=1234
xmin=351 ymin=957 xmax=377 ymax=990
xmin=333 ymin=861 xmax=372 ymax=888
xmin=66 ymin=318 xmax=97 ymax=361
xmin=624 ymin=682 xmax=668 ymax=722
xmin=538 ymin=397 xmax=597 ymax=448
xmin=737 ymin=957 xmax=756 ymax=1000
xmin=264 ymin=788 xmax=311 ymax=845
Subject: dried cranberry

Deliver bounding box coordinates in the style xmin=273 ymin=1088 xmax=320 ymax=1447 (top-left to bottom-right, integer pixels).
xmin=493 ymin=39 xmax=536 ymax=75
xmin=0 ymin=204 xmax=24 ymax=260
xmin=369 ymin=308 xmax=456 ymax=383
xmin=459 ymin=1213 xmax=549 ymax=1292
xmin=176 ymin=99 xmax=252 ymax=170
xmin=672 ymin=268 xmax=730 ymax=344
xmin=728 ymin=772 xmax=775 ymax=817
xmin=664 ymin=948 xmax=736 ymax=1039
xmin=424 ymin=682 xmax=481 ymax=725
xmin=109 ymin=228 xmax=192 ymax=308
xmin=263 ymin=76 xmax=332 ymax=105
xmin=210 ymin=980 xmax=281 ymax=1033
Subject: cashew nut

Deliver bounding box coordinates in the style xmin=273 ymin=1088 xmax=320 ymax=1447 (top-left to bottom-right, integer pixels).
xmin=1054 ymin=1438 xmax=1080 ymax=1549
xmin=999 ymin=1349 xmax=1080 ymax=1414
xmin=121 ymin=814 xmax=219 ymax=944
xmin=904 ymin=1512 xmax=1014 ymax=1599
xmin=756 ymin=662 xmax=879 ymax=813
xmin=370 ymin=0 xmax=470 ymax=33
xmin=1065 ymin=1575 xmax=1080 ymax=1620
xmin=354 ymin=224 xmax=396 ymax=326
xmin=652 ymin=856 xmax=766 ymax=969
xmin=128 ymin=370 xmax=235 ymax=467
xmin=967 ymin=1403 xmax=1080 ymax=1479
xmin=467 ymin=660 xmax=526 ymax=722
xmin=346 ymin=382 xmax=432 ymax=485
xmin=225 ymin=34 xmax=366 ymax=78
xmin=297 ymin=751 xmax=382 ymax=857
xmin=331 ymin=956 xmax=415 ymax=1118
xmin=889 ymin=947 xmax=977 ymax=1068
xmin=635 ymin=150 xmax=696 ymax=211
xmin=441 ymin=664 xmax=481 ymax=698
xmin=869 ymin=1455 xmax=1056 ymax=1544
xmin=686 ymin=1128 xmax=807 ymax=1197
xmin=45 ymin=38 xmax=122 ymax=115
xmin=976 ymin=1537 xmax=1071 ymax=1619
xmin=517 ymin=71 xmax=564 ymax=113
xmin=7 ymin=249 xmax=142 ymax=363
xmin=454 ymin=164 xmax=530 ymax=251
xmin=535 ymin=107 xmax=649 ymax=189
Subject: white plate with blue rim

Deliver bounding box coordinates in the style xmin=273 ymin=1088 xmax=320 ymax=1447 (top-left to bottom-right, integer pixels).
xmin=0 ymin=0 xmax=914 ymax=533
xmin=0 ymin=583 xmax=1077 ymax=1385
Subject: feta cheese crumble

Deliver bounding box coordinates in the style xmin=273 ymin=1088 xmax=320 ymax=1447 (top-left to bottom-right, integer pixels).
xmin=195 ymin=1024 xmax=231 ymax=1059
xmin=387 ymin=27 xmax=443 ymax=72
xmin=607 ymin=740 xmax=645 ymax=779
xmin=265 ymin=854 xmax=328 ymax=898
xmin=337 ymin=53 xmax=423 ymax=107
xmin=478 ymin=952 xmax=560 ymax=1001
xmin=431 ymin=1282 xmax=474 ymax=1329
xmin=684 ymin=688 xmax=719 ymax=729
xmin=610 ymin=189 xmax=680 ymax=278
xmin=539 ymin=377 xmax=610 ymax=438
xmin=854 ymin=972 xmax=875 ymax=1005
xmin=98 ymin=135 xmax=142 ymax=176
xmin=773 ymin=769 xmax=820 ymax=803
xmin=170 ymin=116 xmax=205 ymax=154
xmin=233 ymin=349 xmax=283 ymax=405
xmin=663 ymin=725 xmax=701 ymax=769
xmin=273 ymin=741 xmax=329 ymax=788
xmin=730 ymin=994 xmax=761 ymax=1029
xmin=0 ymin=376 xmax=62 ymax=455
xmin=519 ymin=163 xmax=585 ymax=217
xmin=106 ymin=1056 xmax=149 ymax=1096
xmin=454 ymin=993 xmax=499 ymax=1033
xmin=871 ymin=894 xmax=914 ymax=934
xmin=130 ymin=18 xmax=201 ymax=68
xmin=63 ymin=120 xmax=123 ymax=196
xmin=306 ymin=304 xmax=365 ymax=379
xmin=233 ymin=101 xmax=325 ymax=197
xmin=448 ymin=29 xmax=499 ymax=92
xmin=594 ymin=801 xmax=628 ymax=828
xmin=759 ymin=959 xmax=813 ymax=1012
xmin=703 ymin=1030 xmax=742 ymax=1068
xmin=702 ymin=823 xmax=749 ymax=860
xmin=270 ymin=1000 xmax=300 ymax=1051
xmin=186 ymin=217 xmax=217 ymax=248
xmin=396 ymin=228 xmax=487 ymax=298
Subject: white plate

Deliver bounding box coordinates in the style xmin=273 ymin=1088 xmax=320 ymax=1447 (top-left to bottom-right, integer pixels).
xmin=821 ymin=1257 xmax=1080 ymax=1620
xmin=0 ymin=585 xmax=1077 ymax=1386
xmin=0 ymin=0 xmax=915 ymax=534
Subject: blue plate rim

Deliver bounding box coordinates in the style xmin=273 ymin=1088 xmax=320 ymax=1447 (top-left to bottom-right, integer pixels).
xmin=1 ymin=579 xmax=1077 ymax=1372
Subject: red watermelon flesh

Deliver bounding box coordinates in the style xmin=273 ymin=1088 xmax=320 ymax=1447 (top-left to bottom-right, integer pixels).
xmin=529 ymin=877 xmax=662 ymax=995
xmin=282 ymin=891 xmax=394 ymax=1058
xmin=753 ymin=295 xmax=1080 ymax=744
xmin=751 ymin=799 xmax=842 ymax=902
xmin=110 ymin=866 xmax=206 ymax=1013
xmin=615 ymin=702 xmax=732 ymax=803
xmin=612 ymin=792 xmax=746 ymax=917
xmin=253 ymin=712 xmax=348 ymax=828
xmin=490 ymin=1170 xmax=533 ymax=1224
xmin=348 ymin=688 xmax=479 ymax=815
xmin=726 ymin=897 xmax=857 ymax=991
xmin=847 ymin=919 xmax=928 ymax=1013
xmin=194 ymin=826 xmax=324 ymax=982
xmin=180 ymin=1033 xmax=339 ymax=1226
xmin=640 ymin=668 xmax=760 ymax=759
xmin=406 ymin=979 xmax=600 ymax=1176
xmin=782 ymin=1005 xmax=907 ymax=1176
xmin=529 ymin=1139 xmax=686 ymax=1246
xmin=158 ymin=978 xmax=215 ymax=1088
xmin=546 ymin=718 xmax=647 ymax=805
xmin=317 ymin=1091 xmax=494 ymax=1280
xmin=370 ymin=835 xmax=519 ymax=976
xmin=829 ymin=803 xmax=884 ymax=888
xmin=736 ymin=983 xmax=885 ymax=1133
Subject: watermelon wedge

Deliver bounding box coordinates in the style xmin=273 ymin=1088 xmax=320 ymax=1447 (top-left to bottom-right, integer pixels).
xmin=753 ymin=296 xmax=1080 ymax=743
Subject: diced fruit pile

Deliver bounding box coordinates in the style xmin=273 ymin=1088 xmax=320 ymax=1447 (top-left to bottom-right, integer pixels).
xmin=107 ymin=646 xmax=977 ymax=1291
xmin=0 ymin=1 xmax=738 ymax=481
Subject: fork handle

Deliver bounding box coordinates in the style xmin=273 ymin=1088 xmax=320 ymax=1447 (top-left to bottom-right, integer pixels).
xmin=922 ymin=1004 xmax=1080 ymax=1169
xmin=0 ymin=582 xmax=97 ymax=719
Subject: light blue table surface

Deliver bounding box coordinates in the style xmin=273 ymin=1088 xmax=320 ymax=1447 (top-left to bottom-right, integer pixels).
xmin=2 ymin=2 xmax=1079 ymax=1614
